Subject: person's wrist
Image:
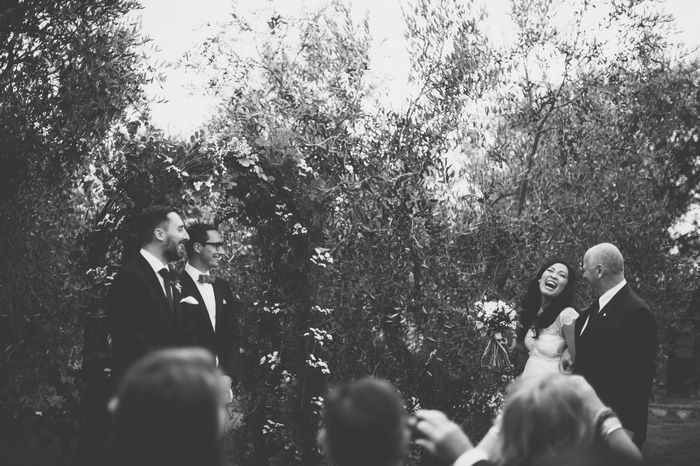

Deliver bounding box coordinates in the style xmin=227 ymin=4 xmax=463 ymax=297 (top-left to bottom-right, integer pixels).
xmin=436 ymin=427 xmax=473 ymax=463
xmin=594 ymin=407 xmax=623 ymax=441
xmin=593 ymin=407 xmax=614 ymax=427
xmin=598 ymin=416 xmax=623 ymax=440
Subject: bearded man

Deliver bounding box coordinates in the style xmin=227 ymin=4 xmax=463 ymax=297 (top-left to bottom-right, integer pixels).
xmin=106 ymin=206 xmax=195 ymax=387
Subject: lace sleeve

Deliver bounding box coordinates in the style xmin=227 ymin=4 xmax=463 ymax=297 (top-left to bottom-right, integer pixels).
xmin=557 ymin=307 xmax=579 ymax=327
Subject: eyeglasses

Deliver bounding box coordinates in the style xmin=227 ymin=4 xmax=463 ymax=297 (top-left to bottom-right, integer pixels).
xmin=203 ymin=242 xmax=225 ymax=250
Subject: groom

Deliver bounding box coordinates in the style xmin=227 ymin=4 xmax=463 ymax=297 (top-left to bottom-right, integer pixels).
xmin=561 ymin=243 xmax=657 ymax=449
xmin=106 ymin=206 xmax=195 ymax=387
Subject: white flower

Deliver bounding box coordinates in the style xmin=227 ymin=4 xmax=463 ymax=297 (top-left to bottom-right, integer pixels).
xmin=263 ymin=303 xmax=285 ymax=314
xmin=304 ymin=327 xmax=333 ymax=346
xmin=312 ymin=305 xmax=333 ymax=315
xmin=292 ymin=222 xmax=308 ymax=236
xmin=260 ymin=351 xmax=281 ymax=370
xmin=306 ymin=354 xmax=331 ymax=374
xmin=310 ymin=248 xmax=333 ymax=267
xmin=262 ymin=420 xmax=285 ymax=435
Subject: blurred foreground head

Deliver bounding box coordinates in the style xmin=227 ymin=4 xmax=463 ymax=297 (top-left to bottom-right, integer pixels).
xmin=321 ymin=377 xmax=409 ymax=466
xmin=499 ymin=373 xmax=596 ymax=466
xmin=106 ymin=348 xmax=225 ymax=466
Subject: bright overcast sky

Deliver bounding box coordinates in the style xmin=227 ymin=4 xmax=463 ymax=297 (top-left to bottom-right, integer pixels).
xmin=136 ymin=0 xmax=700 ymax=137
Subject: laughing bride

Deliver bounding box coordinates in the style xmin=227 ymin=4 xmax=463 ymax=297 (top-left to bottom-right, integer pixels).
xmin=513 ymin=258 xmax=579 ymax=376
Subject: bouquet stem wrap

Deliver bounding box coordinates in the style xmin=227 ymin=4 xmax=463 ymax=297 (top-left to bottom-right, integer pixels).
xmin=473 ymin=299 xmax=518 ymax=370
xmin=480 ymin=335 xmax=511 ymax=369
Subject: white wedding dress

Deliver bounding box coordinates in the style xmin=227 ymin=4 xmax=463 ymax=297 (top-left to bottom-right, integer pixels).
xmin=522 ymin=307 xmax=578 ymax=376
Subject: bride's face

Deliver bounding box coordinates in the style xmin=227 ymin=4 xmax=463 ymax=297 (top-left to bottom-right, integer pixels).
xmin=539 ymin=263 xmax=570 ymax=299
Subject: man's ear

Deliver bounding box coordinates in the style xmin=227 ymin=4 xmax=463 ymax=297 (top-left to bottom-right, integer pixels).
xmin=193 ymin=242 xmax=202 ymax=254
xmin=154 ymin=227 xmax=166 ymax=242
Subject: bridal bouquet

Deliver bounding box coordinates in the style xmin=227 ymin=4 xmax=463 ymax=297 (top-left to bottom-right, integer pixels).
xmin=473 ymin=299 xmax=518 ymax=370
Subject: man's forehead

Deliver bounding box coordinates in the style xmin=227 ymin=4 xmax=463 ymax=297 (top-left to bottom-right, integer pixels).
xmin=165 ymin=212 xmax=183 ymax=225
xmin=206 ymin=229 xmax=222 ymax=241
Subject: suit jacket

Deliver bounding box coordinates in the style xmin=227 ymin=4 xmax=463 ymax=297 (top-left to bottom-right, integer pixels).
xmin=574 ymin=284 xmax=657 ymax=444
xmin=106 ymin=253 xmax=195 ymax=386
xmin=179 ymin=271 xmax=241 ymax=380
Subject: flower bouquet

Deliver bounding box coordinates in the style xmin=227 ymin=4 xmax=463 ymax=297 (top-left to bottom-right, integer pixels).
xmin=473 ymin=299 xmax=518 ymax=369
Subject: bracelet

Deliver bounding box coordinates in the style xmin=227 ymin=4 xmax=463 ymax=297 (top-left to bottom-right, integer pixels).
xmin=594 ymin=407 xmax=615 ymax=431
xmin=599 ymin=416 xmax=623 ymax=440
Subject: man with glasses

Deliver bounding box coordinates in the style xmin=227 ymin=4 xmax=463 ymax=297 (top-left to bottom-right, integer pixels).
xmin=181 ymin=223 xmax=241 ymax=400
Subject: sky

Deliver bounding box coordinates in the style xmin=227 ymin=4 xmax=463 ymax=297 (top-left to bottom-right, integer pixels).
xmin=136 ymin=0 xmax=700 ymax=136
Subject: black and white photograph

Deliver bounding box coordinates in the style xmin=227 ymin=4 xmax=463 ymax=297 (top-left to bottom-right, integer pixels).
xmin=2 ymin=1 xmax=700 ymax=465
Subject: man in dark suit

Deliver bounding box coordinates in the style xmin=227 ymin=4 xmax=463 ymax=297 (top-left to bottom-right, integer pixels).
xmin=561 ymin=243 xmax=657 ymax=450
xmin=180 ymin=223 xmax=241 ymax=399
xmin=106 ymin=206 xmax=195 ymax=387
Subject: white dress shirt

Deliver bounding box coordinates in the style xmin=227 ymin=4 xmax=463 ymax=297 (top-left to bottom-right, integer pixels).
xmin=580 ymin=279 xmax=627 ymax=335
xmin=184 ymin=262 xmax=216 ymax=330
xmin=140 ymin=249 xmax=168 ymax=296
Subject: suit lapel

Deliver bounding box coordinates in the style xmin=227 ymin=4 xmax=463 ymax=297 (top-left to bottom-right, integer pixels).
xmin=585 ymin=285 xmax=630 ymax=335
xmin=576 ymin=304 xmax=593 ymax=341
xmin=135 ymin=254 xmax=176 ymax=327
xmin=182 ymin=272 xmax=215 ymax=334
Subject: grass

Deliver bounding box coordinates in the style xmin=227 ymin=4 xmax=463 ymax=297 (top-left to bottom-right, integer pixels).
xmin=644 ymin=421 xmax=700 ymax=466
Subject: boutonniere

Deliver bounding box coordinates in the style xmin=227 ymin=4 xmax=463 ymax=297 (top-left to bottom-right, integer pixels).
xmin=223 ymin=299 xmax=228 ymax=305
xmin=180 ymin=296 xmax=199 ymax=305
xmin=164 ymin=269 xmax=182 ymax=294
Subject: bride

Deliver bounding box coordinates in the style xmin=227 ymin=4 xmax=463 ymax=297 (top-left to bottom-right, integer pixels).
xmin=513 ymin=258 xmax=579 ymax=375
xmin=477 ymin=259 xmax=579 ymax=461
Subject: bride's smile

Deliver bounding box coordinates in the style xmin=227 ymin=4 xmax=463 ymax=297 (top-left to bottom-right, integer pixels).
xmin=539 ymin=263 xmax=570 ymax=299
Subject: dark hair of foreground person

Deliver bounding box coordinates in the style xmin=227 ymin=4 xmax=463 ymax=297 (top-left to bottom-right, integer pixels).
xmin=104 ymin=348 xmax=225 ymax=466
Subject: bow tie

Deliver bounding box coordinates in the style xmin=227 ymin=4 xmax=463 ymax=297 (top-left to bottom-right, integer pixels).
xmin=198 ymin=274 xmax=216 ymax=284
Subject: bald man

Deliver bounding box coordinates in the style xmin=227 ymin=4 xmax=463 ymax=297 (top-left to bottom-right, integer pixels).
xmin=560 ymin=243 xmax=657 ymax=450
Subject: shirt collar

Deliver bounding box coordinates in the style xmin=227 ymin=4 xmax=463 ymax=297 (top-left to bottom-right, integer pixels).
xmin=140 ymin=249 xmax=167 ymax=274
xmin=598 ymin=279 xmax=627 ymax=311
xmin=185 ymin=262 xmax=210 ymax=283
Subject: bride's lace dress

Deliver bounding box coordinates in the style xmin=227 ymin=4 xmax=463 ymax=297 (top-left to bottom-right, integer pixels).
xmin=522 ymin=307 xmax=578 ymax=376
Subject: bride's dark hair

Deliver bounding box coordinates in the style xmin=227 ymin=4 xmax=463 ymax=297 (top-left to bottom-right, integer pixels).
xmin=517 ymin=258 xmax=578 ymax=341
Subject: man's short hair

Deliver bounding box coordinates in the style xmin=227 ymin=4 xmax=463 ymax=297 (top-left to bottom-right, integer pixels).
xmin=322 ymin=378 xmax=407 ymax=466
xmin=133 ymin=206 xmax=177 ymax=247
xmin=107 ymin=348 xmax=224 ymax=466
xmin=184 ymin=223 xmax=218 ymax=257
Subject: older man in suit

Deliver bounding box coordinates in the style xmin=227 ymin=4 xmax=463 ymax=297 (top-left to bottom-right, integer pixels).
xmin=180 ymin=223 xmax=241 ymax=399
xmin=561 ymin=243 xmax=657 ymax=450
xmin=106 ymin=206 xmax=195 ymax=387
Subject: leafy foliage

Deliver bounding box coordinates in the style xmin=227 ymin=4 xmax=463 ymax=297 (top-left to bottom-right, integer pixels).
xmin=0 ymin=1 xmax=151 ymax=463
xmin=3 ymin=1 xmax=700 ymax=465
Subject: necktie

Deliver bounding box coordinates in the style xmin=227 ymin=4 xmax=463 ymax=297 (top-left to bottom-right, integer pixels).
xmin=589 ymin=301 xmax=600 ymax=319
xmin=199 ymin=274 xmax=216 ymax=284
xmin=158 ymin=268 xmax=174 ymax=312
xmin=584 ymin=301 xmax=600 ymax=333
